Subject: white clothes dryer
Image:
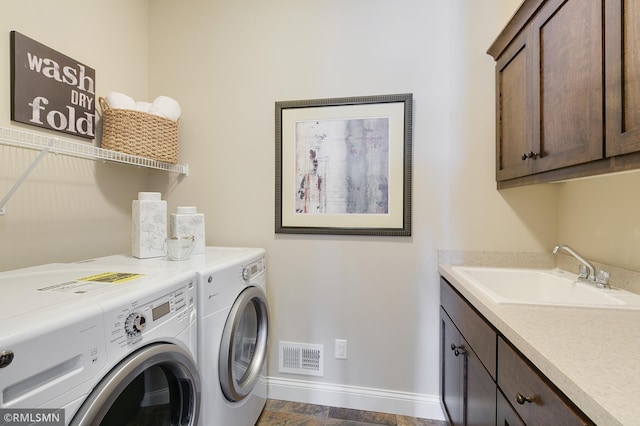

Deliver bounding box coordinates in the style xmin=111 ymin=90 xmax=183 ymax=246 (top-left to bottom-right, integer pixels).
xmin=195 ymin=248 xmax=269 ymax=426
xmin=0 ymin=262 xmax=200 ymax=426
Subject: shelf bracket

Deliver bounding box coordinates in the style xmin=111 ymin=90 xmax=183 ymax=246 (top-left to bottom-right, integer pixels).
xmin=0 ymin=140 xmax=53 ymax=216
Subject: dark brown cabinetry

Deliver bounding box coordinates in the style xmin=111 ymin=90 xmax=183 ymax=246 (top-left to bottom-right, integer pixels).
xmin=494 ymin=0 xmax=603 ymax=182
xmin=497 ymin=337 xmax=593 ymax=426
xmin=497 ymin=390 xmax=525 ymax=426
xmin=441 ymin=310 xmax=464 ymax=425
xmin=605 ymin=0 xmax=640 ymax=157
xmin=440 ymin=308 xmax=496 ymax=426
xmin=440 ymin=278 xmax=496 ymax=426
xmin=440 ymin=277 xmax=594 ymax=425
xmin=493 ymin=30 xmax=530 ymax=181
xmin=488 ymin=0 xmax=640 ymax=188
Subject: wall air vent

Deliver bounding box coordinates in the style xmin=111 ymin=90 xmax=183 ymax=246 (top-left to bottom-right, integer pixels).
xmin=278 ymin=341 xmax=324 ymax=377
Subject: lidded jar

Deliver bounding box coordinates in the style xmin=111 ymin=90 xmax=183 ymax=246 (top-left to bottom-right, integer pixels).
xmin=132 ymin=192 xmax=167 ymax=258
xmin=169 ymin=206 xmax=205 ymax=255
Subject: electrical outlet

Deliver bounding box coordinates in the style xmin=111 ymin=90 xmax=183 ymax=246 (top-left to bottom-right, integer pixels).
xmin=335 ymin=339 xmax=347 ymax=360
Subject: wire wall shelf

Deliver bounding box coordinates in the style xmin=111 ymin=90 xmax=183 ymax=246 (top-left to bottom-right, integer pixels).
xmin=0 ymin=126 xmax=189 ymax=175
xmin=0 ymin=126 xmax=188 ymax=215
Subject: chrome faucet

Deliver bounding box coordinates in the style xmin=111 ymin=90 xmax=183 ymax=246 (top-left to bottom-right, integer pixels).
xmin=552 ymin=244 xmax=610 ymax=288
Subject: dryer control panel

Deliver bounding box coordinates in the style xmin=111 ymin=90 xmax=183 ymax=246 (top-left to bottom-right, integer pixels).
xmin=241 ymin=256 xmax=265 ymax=282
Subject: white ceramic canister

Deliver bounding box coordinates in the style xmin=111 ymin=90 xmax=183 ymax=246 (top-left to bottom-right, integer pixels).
xmin=132 ymin=192 xmax=167 ymax=258
xmin=169 ymin=206 xmax=205 ymax=255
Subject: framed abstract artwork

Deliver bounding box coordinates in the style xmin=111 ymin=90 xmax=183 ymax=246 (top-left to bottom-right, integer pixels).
xmin=275 ymin=93 xmax=413 ymax=236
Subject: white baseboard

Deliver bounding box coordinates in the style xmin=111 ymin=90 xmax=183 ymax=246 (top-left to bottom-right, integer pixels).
xmin=266 ymin=376 xmax=446 ymax=421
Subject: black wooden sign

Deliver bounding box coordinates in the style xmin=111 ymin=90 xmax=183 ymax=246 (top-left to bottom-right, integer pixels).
xmin=10 ymin=31 xmax=96 ymax=139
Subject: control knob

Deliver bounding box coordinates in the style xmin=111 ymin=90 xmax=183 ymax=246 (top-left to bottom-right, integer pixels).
xmin=242 ymin=267 xmax=250 ymax=281
xmin=0 ymin=350 xmax=14 ymax=368
xmin=125 ymin=312 xmax=146 ymax=338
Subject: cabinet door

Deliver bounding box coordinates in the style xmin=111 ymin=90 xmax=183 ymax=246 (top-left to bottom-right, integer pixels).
xmin=441 ymin=307 xmax=496 ymax=426
xmin=497 ymin=390 xmax=526 ymax=426
xmin=495 ymin=30 xmax=533 ymax=181
xmin=530 ymin=0 xmax=604 ymax=173
xmin=605 ymin=0 xmax=640 ymax=156
xmin=441 ymin=308 xmax=464 ymax=426
xmin=466 ymin=346 xmax=497 ymax=426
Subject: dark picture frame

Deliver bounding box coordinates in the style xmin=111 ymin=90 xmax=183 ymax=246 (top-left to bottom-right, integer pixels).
xmin=275 ymin=93 xmax=413 ymax=236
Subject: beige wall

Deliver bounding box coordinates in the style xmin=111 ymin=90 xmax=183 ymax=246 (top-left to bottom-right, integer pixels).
xmin=557 ymin=171 xmax=640 ymax=271
xmin=148 ymin=0 xmax=551 ymax=403
xmin=0 ymin=0 xmax=153 ymax=270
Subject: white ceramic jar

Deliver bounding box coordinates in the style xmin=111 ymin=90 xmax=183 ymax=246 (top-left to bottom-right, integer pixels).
xmin=132 ymin=192 xmax=167 ymax=258
xmin=169 ymin=206 xmax=205 ymax=255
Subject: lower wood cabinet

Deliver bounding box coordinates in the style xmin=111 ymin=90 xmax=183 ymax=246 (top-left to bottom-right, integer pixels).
xmin=441 ymin=308 xmax=496 ymax=426
xmin=465 ymin=342 xmax=497 ymax=426
xmin=441 ymin=308 xmax=464 ymax=425
xmin=440 ymin=277 xmax=594 ymax=426
xmin=497 ymin=337 xmax=593 ymax=426
xmin=497 ymin=390 xmax=525 ymax=426
xmin=440 ymin=279 xmax=496 ymax=426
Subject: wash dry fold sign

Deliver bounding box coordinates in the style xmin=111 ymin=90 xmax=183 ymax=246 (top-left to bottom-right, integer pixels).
xmin=10 ymin=31 xmax=96 ymax=139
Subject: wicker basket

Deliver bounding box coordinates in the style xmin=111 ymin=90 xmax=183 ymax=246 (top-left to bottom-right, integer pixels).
xmin=99 ymin=97 xmax=178 ymax=164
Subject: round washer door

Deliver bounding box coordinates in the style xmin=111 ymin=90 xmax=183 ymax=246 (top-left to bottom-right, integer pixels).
xmin=219 ymin=285 xmax=269 ymax=402
xmin=71 ymin=343 xmax=200 ymax=426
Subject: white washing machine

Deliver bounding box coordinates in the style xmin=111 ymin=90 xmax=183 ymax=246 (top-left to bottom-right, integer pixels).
xmin=76 ymin=246 xmax=270 ymax=424
xmin=80 ymin=247 xmax=261 ymax=276
xmin=0 ymin=262 xmax=200 ymax=425
xmin=195 ymin=248 xmax=269 ymax=426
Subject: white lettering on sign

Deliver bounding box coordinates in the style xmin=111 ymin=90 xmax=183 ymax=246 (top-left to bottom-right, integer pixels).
xmin=29 ymin=96 xmax=94 ymax=136
xmin=27 ymin=53 xmax=95 ymax=94
xmin=70 ymin=90 xmax=94 ymax=110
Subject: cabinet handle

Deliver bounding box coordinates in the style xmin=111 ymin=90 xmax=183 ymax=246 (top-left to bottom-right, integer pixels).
xmin=521 ymin=151 xmax=539 ymax=160
xmin=515 ymin=393 xmax=535 ymax=405
xmin=450 ymin=343 xmax=466 ymax=357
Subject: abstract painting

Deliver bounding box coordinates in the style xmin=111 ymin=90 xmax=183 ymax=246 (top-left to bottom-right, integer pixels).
xmin=276 ymin=94 xmax=412 ymax=236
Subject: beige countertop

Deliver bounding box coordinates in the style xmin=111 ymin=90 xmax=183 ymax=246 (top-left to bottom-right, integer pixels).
xmin=438 ymin=251 xmax=640 ymax=426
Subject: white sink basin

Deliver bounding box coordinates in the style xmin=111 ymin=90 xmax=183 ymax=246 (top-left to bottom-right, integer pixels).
xmin=451 ymin=266 xmax=640 ymax=309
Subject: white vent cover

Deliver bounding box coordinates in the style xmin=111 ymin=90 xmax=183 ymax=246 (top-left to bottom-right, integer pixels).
xmin=279 ymin=341 xmax=324 ymax=377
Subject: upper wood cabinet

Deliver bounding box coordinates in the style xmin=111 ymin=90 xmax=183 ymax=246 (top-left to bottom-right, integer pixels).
xmin=532 ymin=0 xmax=603 ymax=172
xmin=491 ymin=0 xmax=604 ymax=183
xmin=494 ymin=29 xmax=531 ymax=181
xmin=605 ymin=0 xmax=640 ymax=156
xmin=488 ymin=0 xmax=640 ymax=188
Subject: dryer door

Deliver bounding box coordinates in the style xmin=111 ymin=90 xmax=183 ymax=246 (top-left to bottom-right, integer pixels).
xmin=219 ymin=285 xmax=269 ymax=402
xmin=70 ymin=343 xmax=200 ymax=426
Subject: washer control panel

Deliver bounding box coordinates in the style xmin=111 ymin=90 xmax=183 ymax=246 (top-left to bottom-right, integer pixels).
xmin=107 ymin=279 xmax=192 ymax=348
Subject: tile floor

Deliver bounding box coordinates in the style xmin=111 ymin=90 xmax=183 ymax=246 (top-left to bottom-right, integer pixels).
xmin=255 ymin=399 xmax=448 ymax=426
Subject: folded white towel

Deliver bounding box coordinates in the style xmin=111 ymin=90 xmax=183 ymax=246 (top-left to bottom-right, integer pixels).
xmin=135 ymin=101 xmax=152 ymax=112
xmin=148 ymin=95 xmax=181 ymax=121
xmin=105 ymin=91 xmax=136 ymax=110
xmin=103 ymin=92 xmax=181 ymax=120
